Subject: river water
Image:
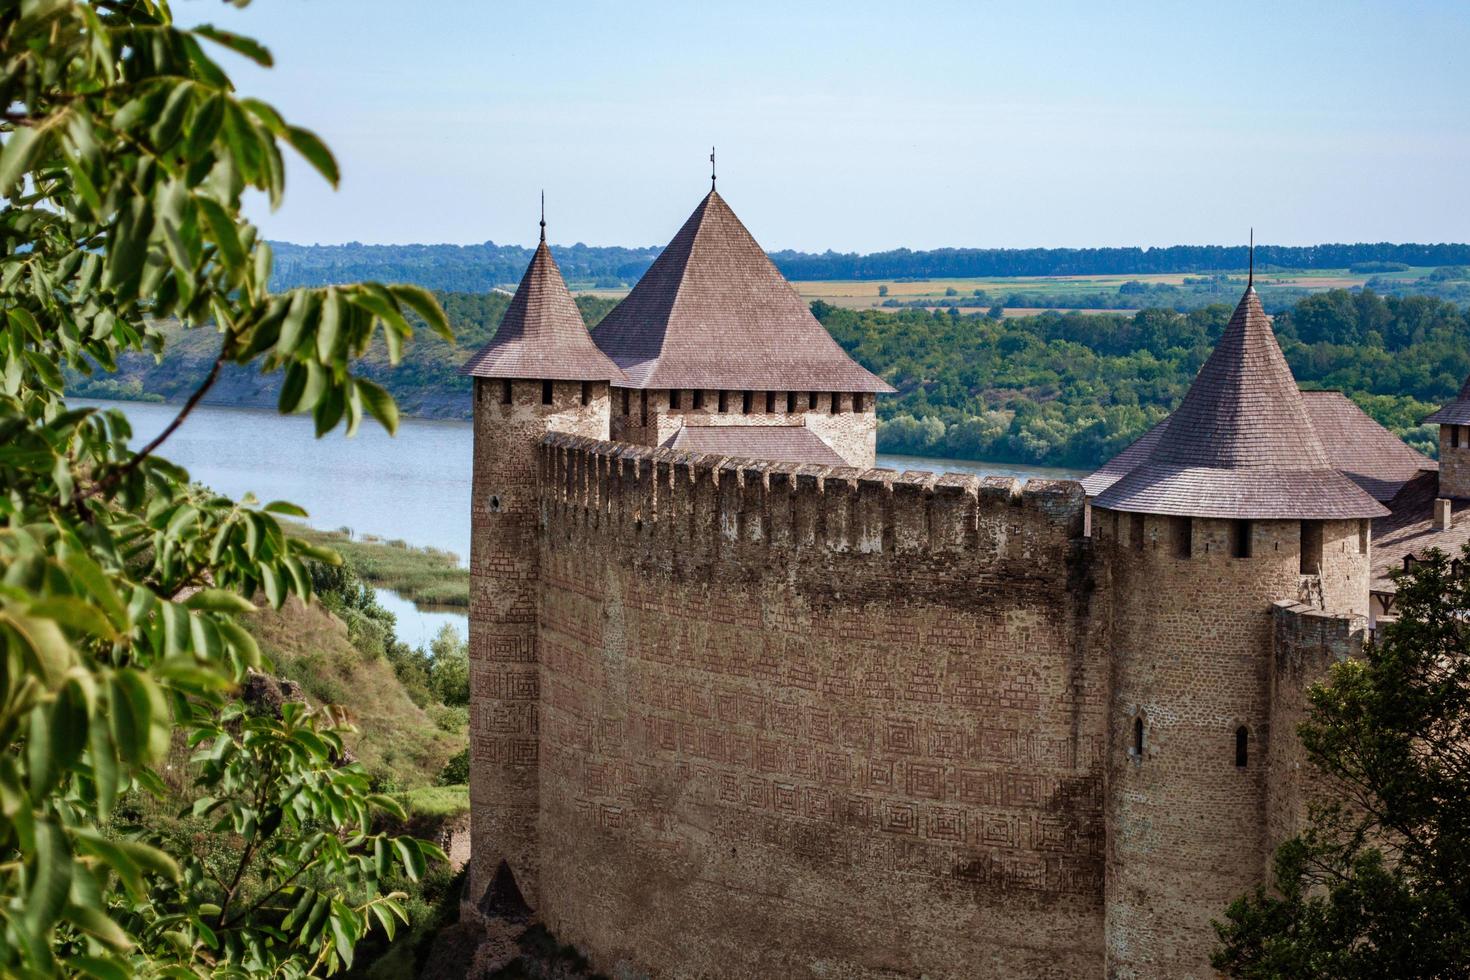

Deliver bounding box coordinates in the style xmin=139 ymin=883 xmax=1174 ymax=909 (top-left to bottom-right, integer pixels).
xmin=74 ymin=399 xmax=1086 ymax=647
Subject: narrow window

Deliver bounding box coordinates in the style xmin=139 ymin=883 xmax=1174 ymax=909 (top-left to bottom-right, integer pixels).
xmin=786 ymin=392 xmax=795 ymax=413
xmin=1358 ymin=519 xmax=1369 ymax=556
xmin=502 ymin=378 xmax=513 ymax=404
xmin=475 ymin=380 xmax=483 ymax=404
xmin=1454 ymin=427 xmax=1462 ymax=449
xmin=1235 ymin=727 xmax=1249 ymax=768
xmin=1231 ymin=520 xmax=1251 ymax=559
xmin=1133 ymin=716 xmax=1145 ymax=757
xmin=853 ymin=392 xmax=866 ymax=413
xmin=580 ymin=381 xmax=590 ymax=406
xmin=670 ymin=389 xmax=681 ymax=409
xmin=1130 ymin=513 xmax=1145 ymax=552
xmin=765 ymin=391 xmax=776 ymax=413
xmin=808 ymin=391 xmax=818 ymax=410
xmin=830 ymin=392 xmax=840 ymax=413
xmin=1173 ymin=516 xmax=1192 ymax=559
xmin=1300 ymin=520 xmax=1323 ymax=574
xmin=742 ymin=391 xmax=752 ymax=414
xmin=640 ymin=390 xmax=648 ymax=426
xmin=541 ymin=380 xmax=553 ymax=405
xmin=621 ymin=388 xmax=630 ymax=416
xmin=693 ymin=389 xmax=705 ymax=410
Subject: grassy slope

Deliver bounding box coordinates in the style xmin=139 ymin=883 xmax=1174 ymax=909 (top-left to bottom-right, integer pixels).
xmin=291 ymin=524 xmax=468 ymax=608
xmin=244 ymin=596 xmax=460 ymax=788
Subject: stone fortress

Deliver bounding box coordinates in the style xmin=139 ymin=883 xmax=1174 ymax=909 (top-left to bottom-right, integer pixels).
xmin=460 ymin=182 xmax=1463 ymax=978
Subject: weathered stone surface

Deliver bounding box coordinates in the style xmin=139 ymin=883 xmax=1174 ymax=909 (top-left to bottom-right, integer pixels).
xmin=470 ymin=401 xmax=1368 ymax=979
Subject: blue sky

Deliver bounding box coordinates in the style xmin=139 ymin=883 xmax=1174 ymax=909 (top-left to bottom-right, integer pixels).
xmin=188 ymin=1 xmax=1470 ymax=252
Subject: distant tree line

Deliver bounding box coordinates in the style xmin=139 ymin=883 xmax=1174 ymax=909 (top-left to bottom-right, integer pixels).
xmin=266 ymin=239 xmax=1470 ymax=293
xmin=817 ymin=287 xmax=1462 ymax=467
xmin=71 ymin=286 xmax=1464 ymax=471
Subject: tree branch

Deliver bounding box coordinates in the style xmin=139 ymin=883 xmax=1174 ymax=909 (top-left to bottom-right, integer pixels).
xmin=87 ymin=344 xmax=228 ymax=498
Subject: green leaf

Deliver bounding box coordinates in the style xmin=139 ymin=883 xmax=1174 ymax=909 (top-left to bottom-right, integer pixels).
xmin=29 ymin=595 xmax=114 ymax=640
xmin=65 ymin=904 xmax=133 ymax=951
xmin=193 ymin=24 xmax=274 ymax=67
xmin=5 ymin=609 xmax=73 ymax=685
xmin=25 ymin=821 xmax=73 ymax=934
xmin=394 ymin=837 xmax=426 ymax=882
xmin=392 ymin=284 xmax=453 ymax=341
xmin=109 ymin=670 xmax=168 ymax=764
xmin=197 ymin=195 xmax=245 ymax=279
xmin=88 ymin=721 xmax=118 ymax=822
xmin=356 ymin=378 xmax=399 ymax=436
xmin=66 ymin=955 xmax=131 ymax=980
xmin=263 ymin=500 xmax=308 ymax=517
xmin=183 ymin=589 xmax=255 ymax=614
xmin=285 ymin=125 xmax=339 ymax=187
xmin=0 ymin=125 xmax=45 ymax=195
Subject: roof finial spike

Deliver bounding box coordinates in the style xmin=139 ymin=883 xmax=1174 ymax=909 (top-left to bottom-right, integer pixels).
xmin=539 ymin=190 xmax=546 ymax=243
xmin=709 ymin=146 xmax=716 ymax=191
xmin=1248 ymin=227 xmax=1254 ymax=288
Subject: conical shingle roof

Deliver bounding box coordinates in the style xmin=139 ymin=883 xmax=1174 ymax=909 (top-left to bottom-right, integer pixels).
xmin=461 ymin=229 xmax=625 ymax=382
xmin=1423 ymin=373 xmax=1470 ymax=425
xmin=591 ymin=190 xmax=892 ymax=392
xmin=1093 ymin=286 xmax=1387 ymax=519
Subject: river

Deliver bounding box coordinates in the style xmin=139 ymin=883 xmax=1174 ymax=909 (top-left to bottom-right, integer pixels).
xmin=74 ymin=399 xmax=1087 ymax=647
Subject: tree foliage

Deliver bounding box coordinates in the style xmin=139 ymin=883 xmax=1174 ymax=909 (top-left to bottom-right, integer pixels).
xmin=0 ymin=0 xmax=451 ymax=974
xmin=816 ymin=289 xmax=1465 ymax=467
xmin=1214 ymin=548 xmax=1470 ymax=977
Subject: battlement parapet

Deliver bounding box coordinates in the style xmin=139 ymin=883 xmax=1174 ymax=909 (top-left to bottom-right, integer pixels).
xmin=1271 ymin=599 xmax=1366 ymax=681
xmin=537 ymin=434 xmax=1086 ymax=563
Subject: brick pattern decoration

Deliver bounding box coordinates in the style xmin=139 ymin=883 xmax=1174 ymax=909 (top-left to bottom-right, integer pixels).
xmin=1096 ymin=508 xmax=1368 ymax=978
xmin=529 ymin=437 xmax=1106 ymax=978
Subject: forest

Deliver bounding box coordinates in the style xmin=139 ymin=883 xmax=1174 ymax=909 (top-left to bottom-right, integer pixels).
xmin=817 ymin=288 xmax=1462 ymax=467
xmin=68 ymin=289 xmax=1465 ymax=470
xmin=266 ymin=238 xmax=1470 ymax=293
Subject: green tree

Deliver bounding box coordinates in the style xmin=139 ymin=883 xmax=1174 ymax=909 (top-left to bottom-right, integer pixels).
xmin=1214 ymin=547 xmax=1470 ymax=977
xmin=0 ymin=1 xmax=452 ymax=974
xmin=428 ymin=624 xmax=469 ymax=708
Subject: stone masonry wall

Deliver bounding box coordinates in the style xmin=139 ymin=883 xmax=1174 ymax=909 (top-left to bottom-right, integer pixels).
xmin=1439 ymin=424 xmax=1470 ymax=499
xmin=1096 ymin=512 xmax=1368 ymax=978
xmin=609 ymin=387 xmax=878 ymax=468
xmin=530 ymin=435 xmax=1105 ymax=978
xmin=467 ymin=379 xmax=610 ymax=908
xmin=1264 ymin=601 xmax=1366 ymax=862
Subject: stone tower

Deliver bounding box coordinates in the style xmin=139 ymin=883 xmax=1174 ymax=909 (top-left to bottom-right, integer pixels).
xmin=459 ymin=217 xmax=624 ymax=910
xmin=1425 ymin=378 xmax=1470 ymax=498
xmin=1085 ymin=285 xmax=1385 ymax=977
xmin=590 ymin=189 xmax=893 ymax=467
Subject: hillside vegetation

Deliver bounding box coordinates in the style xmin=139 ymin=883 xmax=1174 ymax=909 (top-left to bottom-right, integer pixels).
xmin=72 ymin=287 xmax=1463 ymax=470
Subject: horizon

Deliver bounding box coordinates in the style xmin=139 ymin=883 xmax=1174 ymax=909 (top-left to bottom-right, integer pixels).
xmin=182 ymin=1 xmax=1469 ymax=253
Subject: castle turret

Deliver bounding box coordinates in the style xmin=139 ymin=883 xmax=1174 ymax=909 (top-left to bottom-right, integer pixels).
xmin=589 ymin=188 xmax=893 ymax=466
xmin=460 ymin=214 xmax=624 ymax=911
xmin=1085 ymin=285 xmax=1386 ymax=977
xmin=1424 ymin=377 xmax=1470 ymax=498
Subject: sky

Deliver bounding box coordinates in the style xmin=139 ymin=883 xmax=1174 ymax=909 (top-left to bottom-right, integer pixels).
xmin=185 ymin=0 xmax=1470 ymax=253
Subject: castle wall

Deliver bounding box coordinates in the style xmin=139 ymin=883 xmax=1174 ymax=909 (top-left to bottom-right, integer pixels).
xmin=1264 ymin=601 xmax=1365 ymax=861
xmin=530 ymin=436 xmax=1106 ymax=978
xmin=467 ymin=379 xmax=610 ymax=908
xmin=1439 ymin=424 xmax=1470 ymax=499
xmin=1097 ymin=512 xmax=1368 ymax=978
xmin=610 ymin=387 xmax=878 ymax=467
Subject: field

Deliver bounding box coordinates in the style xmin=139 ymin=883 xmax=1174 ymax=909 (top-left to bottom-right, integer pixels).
xmin=567 ymin=266 xmax=1443 ymax=312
